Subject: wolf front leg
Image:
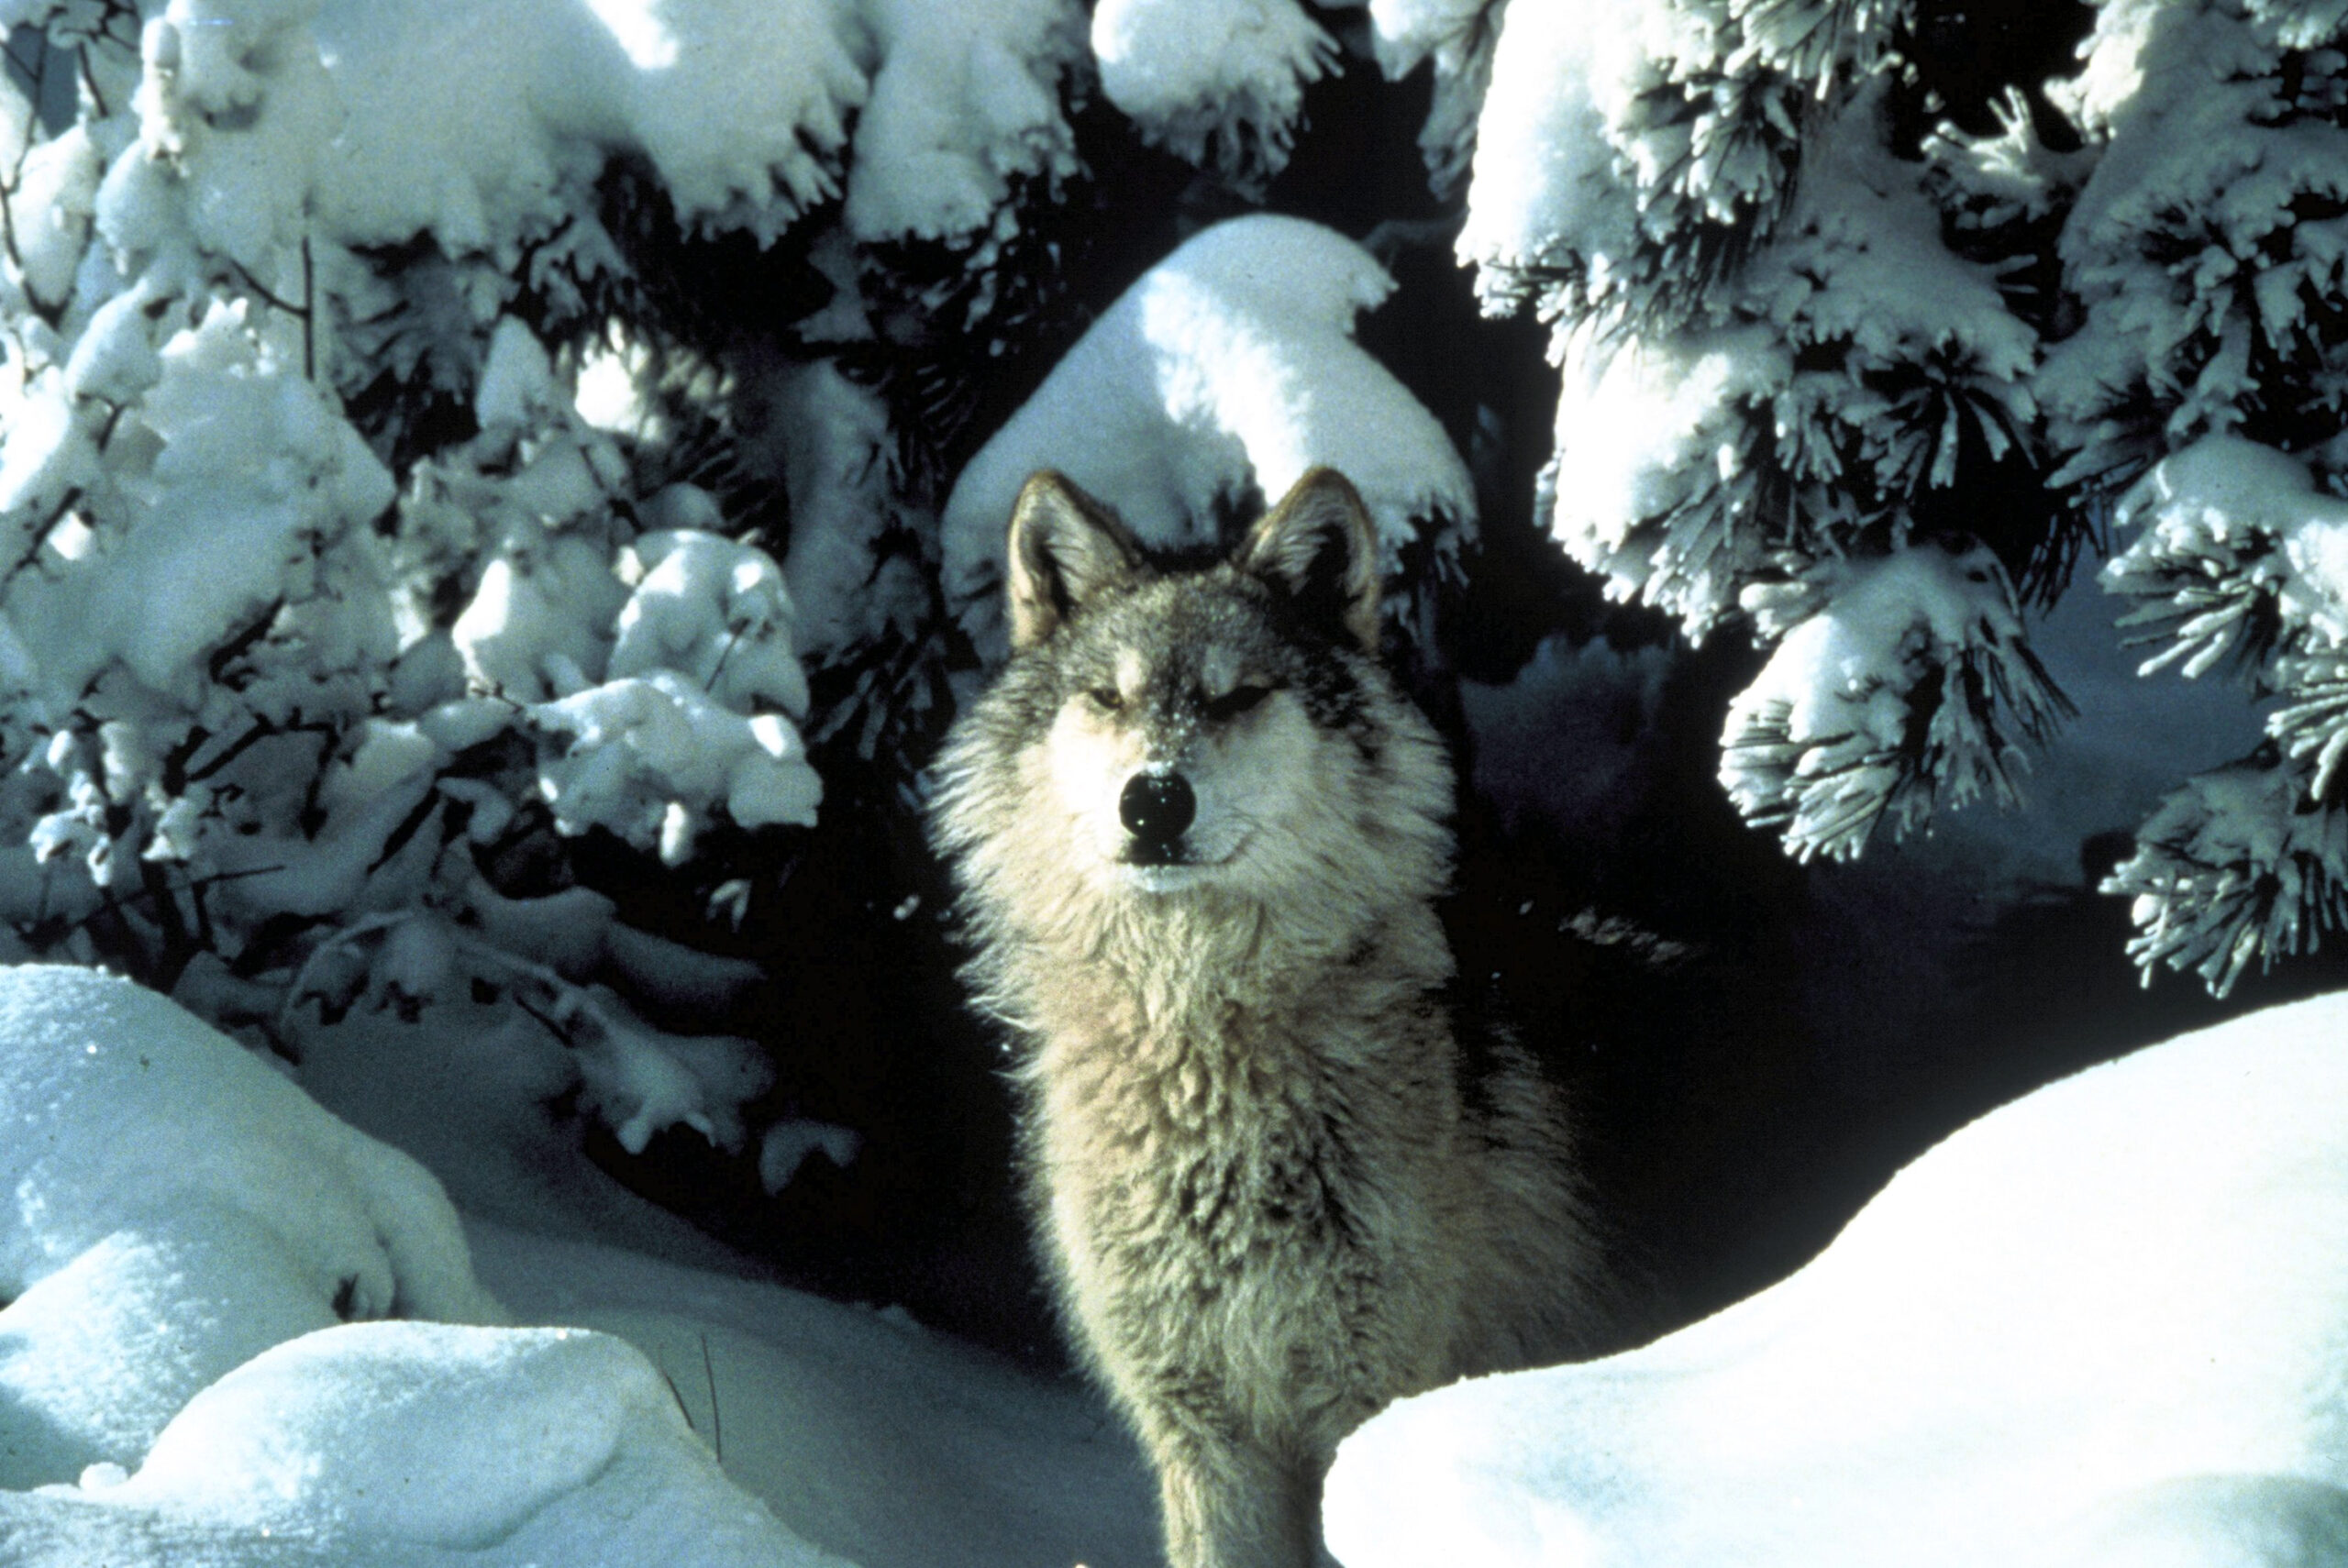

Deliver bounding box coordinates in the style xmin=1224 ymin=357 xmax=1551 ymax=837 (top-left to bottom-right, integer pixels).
xmin=1143 ymin=1419 xmax=1322 ymax=1568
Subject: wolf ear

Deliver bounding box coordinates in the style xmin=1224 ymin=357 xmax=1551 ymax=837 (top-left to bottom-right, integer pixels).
xmin=1005 ymin=471 xmax=1144 ymax=648
xmin=1235 ymin=468 xmax=1381 ymax=653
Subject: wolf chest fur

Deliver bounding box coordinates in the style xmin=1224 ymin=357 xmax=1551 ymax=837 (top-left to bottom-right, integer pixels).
xmin=931 ymin=468 xmax=1608 ymax=1568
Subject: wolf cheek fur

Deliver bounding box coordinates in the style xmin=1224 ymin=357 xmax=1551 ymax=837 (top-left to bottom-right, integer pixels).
xmin=930 ymin=468 xmax=1611 ymax=1568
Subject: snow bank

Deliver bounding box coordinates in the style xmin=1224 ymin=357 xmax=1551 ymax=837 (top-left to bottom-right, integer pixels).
xmin=1324 ymin=988 xmax=2348 ymax=1568
xmin=941 ymin=213 xmax=1474 ymax=657
xmin=0 ymin=965 xmax=853 ymax=1566
xmin=0 ymin=966 xmax=498 ymax=1329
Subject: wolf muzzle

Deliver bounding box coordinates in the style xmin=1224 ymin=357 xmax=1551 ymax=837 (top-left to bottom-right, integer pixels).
xmin=1119 ymin=771 xmax=1196 ymax=862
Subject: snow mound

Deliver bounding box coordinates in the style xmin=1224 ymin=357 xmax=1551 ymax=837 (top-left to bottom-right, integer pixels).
xmin=941 ymin=213 xmax=1473 ymax=657
xmin=1324 ymin=988 xmax=2348 ymax=1568
xmin=0 ymin=965 xmax=499 ymax=1328
xmin=93 ymin=1320 xmax=847 ymax=1565
xmin=0 ymin=966 xmax=856 ymax=1566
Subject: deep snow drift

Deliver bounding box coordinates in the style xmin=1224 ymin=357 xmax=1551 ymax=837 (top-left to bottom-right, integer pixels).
xmin=0 ymin=964 xmax=1159 ymax=1568
xmin=1323 ymin=988 xmax=2348 ymax=1568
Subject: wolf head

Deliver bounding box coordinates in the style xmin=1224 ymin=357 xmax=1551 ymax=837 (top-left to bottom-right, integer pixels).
xmin=933 ymin=469 xmax=1454 ymax=963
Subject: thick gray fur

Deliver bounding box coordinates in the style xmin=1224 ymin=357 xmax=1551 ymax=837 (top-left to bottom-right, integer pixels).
xmin=932 ymin=469 xmax=1611 ymax=1568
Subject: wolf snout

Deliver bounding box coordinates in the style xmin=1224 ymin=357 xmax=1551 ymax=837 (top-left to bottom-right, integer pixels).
xmin=1119 ymin=771 xmax=1195 ymax=856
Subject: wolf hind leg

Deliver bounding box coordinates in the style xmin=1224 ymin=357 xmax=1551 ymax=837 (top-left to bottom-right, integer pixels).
xmin=1148 ymin=1427 xmax=1320 ymax=1568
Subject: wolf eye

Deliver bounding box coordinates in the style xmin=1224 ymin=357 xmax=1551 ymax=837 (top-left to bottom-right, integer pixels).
xmin=1088 ymin=686 xmax=1124 ymax=712
xmin=1203 ymin=683 xmax=1271 ymax=722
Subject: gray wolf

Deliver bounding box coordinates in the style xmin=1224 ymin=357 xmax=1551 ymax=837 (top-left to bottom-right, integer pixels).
xmin=930 ymin=468 xmax=1611 ymax=1568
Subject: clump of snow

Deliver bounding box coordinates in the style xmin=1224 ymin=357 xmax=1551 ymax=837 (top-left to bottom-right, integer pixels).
xmin=2104 ymin=436 xmax=2348 ymax=678
xmin=1545 ymin=318 xmax=1789 ymax=633
xmin=2042 ymin=2 xmax=2348 ymax=496
xmin=845 ymin=0 xmax=1085 ymax=245
xmin=1325 ymin=987 xmax=2348 ymax=1568
xmin=1091 ymin=0 xmax=1337 ymax=185
xmin=313 ymin=0 xmax=868 ymax=253
xmin=1456 ymin=0 xmax=1900 ymax=326
xmin=1452 ymin=0 xmax=1638 ymax=318
xmin=1358 ymin=0 xmax=1504 ymax=194
xmin=1540 ymin=92 xmax=2041 ymax=638
xmin=2102 ymin=759 xmax=2348 ymax=996
xmin=422 ymin=326 xmax=822 ymax=857
xmin=941 ymin=213 xmax=1475 ymax=657
xmin=1722 ymin=543 xmax=2073 ymax=863
xmin=759 ymin=1118 xmax=863 ymax=1194
xmin=15 ymin=299 xmax=397 ymax=700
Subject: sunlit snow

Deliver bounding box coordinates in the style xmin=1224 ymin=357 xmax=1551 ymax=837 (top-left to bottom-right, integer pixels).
xmin=1325 ymin=989 xmax=2348 ymax=1568
xmin=0 ymin=964 xmax=1160 ymax=1568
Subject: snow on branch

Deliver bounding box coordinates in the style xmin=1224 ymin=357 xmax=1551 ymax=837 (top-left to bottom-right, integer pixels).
xmin=941 ymin=214 xmax=1474 ymax=659
xmin=2104 ymin=752 xmax=2348 ymax=997
xmin=1541 ymin=92 xmax=2041 ymax=638
xmin=1357 ymin=0 xmax=1506 ymax=196
xmin=1458 ymin=0 xmax=1901 ymax=330
xmin=2043 ymin=2 xmax=2348 ymax=500
xmin=846 ymin=0 xmax=1086 ymax=247
xmin=1720 ymin=542 xmax=2073 ymax=863
xmin=1091 ymin=0 xmax=1339 ymax=188
xmin=2103 ymin=437 xmax=2348 ymax=680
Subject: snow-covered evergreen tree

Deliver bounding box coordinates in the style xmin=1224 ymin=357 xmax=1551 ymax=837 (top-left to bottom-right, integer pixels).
xmin=5 ymin=0 xmax=2345 ymax=1151
xmin=2042 ymin=0 xmax=2348 ymax=993
xmin=0 ymin=0 xmax=1100 ymax=1165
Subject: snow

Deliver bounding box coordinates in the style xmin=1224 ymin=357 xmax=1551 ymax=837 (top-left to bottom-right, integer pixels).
xmin=1091 ymin=0 xmax=1337 ymax=183
xmin=0 ymin=965 xmax=499 ymax=1327
xmin=1453 ymin=0 xmax=1639 ymax=315
xmin=312 ymin=0 xmax=866 ymax=252
xmin=940 ymin=213 xmax=1475 ymax=657
xmin=0 ymin=962 xmax=1164 ymax=1568
xmin=2107 ymin=436 xmax=2348 ymax=671
xmin=1721 ymin=543 xmax=2070 ymax=863
xmin=1536 ymin=89 xmax=2040 ymax=639
xmin=844 ymin=0 xmax=1085 ymax=246
xmin=2043 ymin=1 xmax=2348 ymax=490
xmin=1358 ymin=0 xmax=1501 ymax=193
xmin=1324 ymin=987 xmax=2348 ymax=1568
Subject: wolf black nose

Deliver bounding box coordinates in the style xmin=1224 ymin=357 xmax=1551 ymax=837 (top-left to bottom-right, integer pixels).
xmin=1120 ymin=771 xmax=1195 ymax=848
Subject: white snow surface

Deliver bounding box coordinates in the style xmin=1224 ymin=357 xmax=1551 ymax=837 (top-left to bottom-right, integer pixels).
xmin=941 ymin=213 xmax=1474 ymax=657
xmin=1324 ymin=988 xmax=2348 ymax=1568
xmin=0 ymin=962 xmax=1163 ymax=1567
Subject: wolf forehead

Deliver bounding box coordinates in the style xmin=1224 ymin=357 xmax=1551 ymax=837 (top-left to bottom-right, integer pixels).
xmin=1013 ymin=570 xmax=1372 ymax=719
